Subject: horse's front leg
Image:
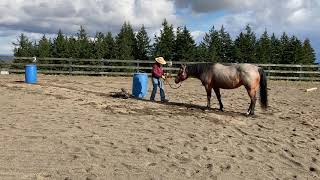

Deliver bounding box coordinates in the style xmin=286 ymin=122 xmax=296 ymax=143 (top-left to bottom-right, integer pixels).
xmin=205 ymin=85 xmax=212 ymax=109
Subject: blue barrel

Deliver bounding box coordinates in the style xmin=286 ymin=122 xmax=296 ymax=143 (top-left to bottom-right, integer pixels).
xmin=25 ymin=64 xmax=37 ymax=84
xmin=132 ymin=73 xmax=148 ymax=98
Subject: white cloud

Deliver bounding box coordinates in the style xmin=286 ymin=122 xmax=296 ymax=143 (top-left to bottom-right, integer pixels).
xmin=174 ymin=0 xmax=257 ymax=13
xmin=0 ymin=0 xmax=177 ymax=35
xmin=201 ymin=0 xmax=320 ymax=38
xmin=0 ymin=0 xmax=178 ymax=54
xmin=176 ymin=0 xmax=320 ymax=61
xmin=190 ymin=30 xmax=205 ymax=43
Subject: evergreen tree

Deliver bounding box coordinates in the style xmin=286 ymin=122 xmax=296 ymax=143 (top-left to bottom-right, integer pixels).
xmin=136 ymin=25 xmax=151 ymax=60
xmin=199 ymin=25 xmax=219 ymax=62
xmin=66 ymin=36 xmax=77 ymax=58
xmin=13 ymin=33 xmax=34 ymax=58
xmin=234 ymin=32 xmax=244 ymax=63
xmin=31 ymin=41 xmax=38 ymax=58
xmin=93 ymin=32 xmax=106 ymax=59
xmin=194 ymin=43 xmax=209 ymax=62
xmin=217 ymin=25 xmax=233 ymax=63
xmin=115 ymin=22 xmax=137 ymax=60
xmin=38 ymin=35 xmax=51 ymax=58
xmin=11 ymin=21 xmax=317 ymax=67
xmin=52 ymin=30 xmax=68 ymax=58
xmin=302 ymin=38 xmax=316 ymax=64
xmin=234 ymin=24 xmax=257 ymax=63
xmin=289 ymin=36 xmax=303 ymax=64
xmin=153 ymin=19 xmax=175 ymax=61
xmin=256 ymin=30 xmax=271 ymax=63
xmin=174 ymin=26 xmax=196 ymax=61
xmin=75 ymin=26 xmax=92 ymax=59
xmin=279 ymin=32 xmax=291 ymax=64
xmin=104 ymin=32 xmax=115 ymax=59
xmin=270 ymin=33 xmax=281 ymax=64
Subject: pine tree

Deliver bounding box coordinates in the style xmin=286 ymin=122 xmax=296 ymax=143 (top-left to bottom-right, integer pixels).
xmin=153 ymin=19 xmax=175 ymax=61
xmin=194 ymin=43 xmax=209 ymax=62
xmin=279 ymin=32 xmax=291 ymax=64
xmin=104 ymin=32 xmax=115 ymax=59
xmin=66 ymin=36 xmax=77 ymax=58
xmin=234 ymin=32 xmax=244 ymax=63
xmin=13 ymin=33 xmax=34 ymax=58
xmin=256 ymin=30 xmax=271 ymax=63
xmin=199 ymin=25 xmax=219 ymax=62
xmin=52 ymin=30 xmax=67 ymax=58
xmin=93 ymin=32 xmax=106 ymax=59
xmin=217 ymin=25 xmax=233 ymax=63
xmin=270 ymin=33 xmax=281 ymax=64
xmin=75 ymin=26 xmax=92 ymax=59
xmin=38 ymin=35 xmax=51 ymax=58
xmin=174 ymin=26 xmax=196 ymax=61
xmin=115 ymin=22 xmax=137 ymax=60
xmin=289 ymin=36 xmax=303 ymax=64
xmin=302 ymin=39 xmax=316 ymax=64
xmin=136 ymin=25 xmax=151 ymax=60
xmin=234 ymin=24 xmax=257 ymax=63
xmin=31 ymin=41 xmax=38 ymax=58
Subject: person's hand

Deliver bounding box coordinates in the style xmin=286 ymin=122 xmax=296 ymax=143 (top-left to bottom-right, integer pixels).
xmin=161 ymin=75 xmax=166 ymax=80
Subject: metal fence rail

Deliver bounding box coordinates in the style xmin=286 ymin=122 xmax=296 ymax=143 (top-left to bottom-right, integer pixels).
xmin=1 ymin=57 xmax=320 ymax=81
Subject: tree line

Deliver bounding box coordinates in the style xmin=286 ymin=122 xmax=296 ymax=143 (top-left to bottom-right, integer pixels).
xmin=13 ymin=19 xmax=316 ymax=64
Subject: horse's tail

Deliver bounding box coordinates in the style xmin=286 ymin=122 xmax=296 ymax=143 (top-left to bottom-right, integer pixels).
xmin=258 ymin=68 xmax=268 ymax=109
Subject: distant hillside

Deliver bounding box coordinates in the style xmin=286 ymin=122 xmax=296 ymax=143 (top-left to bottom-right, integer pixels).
xmin=0 ymin=55 xmax=14 ymax=61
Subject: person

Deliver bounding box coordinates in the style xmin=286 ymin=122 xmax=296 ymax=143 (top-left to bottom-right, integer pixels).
xmin=150 ymin=57 xmax=168 ymax=102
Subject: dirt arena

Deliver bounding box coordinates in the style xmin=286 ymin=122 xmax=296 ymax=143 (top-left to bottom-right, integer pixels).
xmin=0 ymin=74 xmax=319 ymax=180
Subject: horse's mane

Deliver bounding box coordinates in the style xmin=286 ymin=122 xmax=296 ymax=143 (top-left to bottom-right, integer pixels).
xmin=186 ymin=63 xmax=213 ymax=77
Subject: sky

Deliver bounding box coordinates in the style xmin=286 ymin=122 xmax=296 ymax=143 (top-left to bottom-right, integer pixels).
xmin=0 ymin=0 xmax=319 ymax=63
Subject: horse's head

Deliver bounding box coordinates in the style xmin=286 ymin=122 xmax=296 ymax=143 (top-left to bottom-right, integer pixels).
xmin=175 ymin=64 xmax=188 ymax=84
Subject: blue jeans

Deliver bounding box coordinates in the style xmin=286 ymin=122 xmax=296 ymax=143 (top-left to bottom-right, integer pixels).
xmin=150 ymin=77 xmax=165 ymax=101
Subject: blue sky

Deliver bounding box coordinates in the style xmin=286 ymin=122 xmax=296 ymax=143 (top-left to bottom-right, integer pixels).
xmin=0 ymin=0 xmax=319 ymax=63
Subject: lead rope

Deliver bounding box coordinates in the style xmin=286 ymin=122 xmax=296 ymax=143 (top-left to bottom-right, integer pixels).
xmin=163 ymin=61 xmax=182 ymax=89
xmin=163 ymin=75 xmax=182 ymax=89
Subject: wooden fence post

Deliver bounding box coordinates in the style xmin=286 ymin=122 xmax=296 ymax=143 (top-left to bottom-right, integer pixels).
xmin=267 ymin=65 xmax=271 ymax=77
xmin=137 ymin=60 xmax=140 ymax=73
xmin=68 ymin=59 xmax=72 ymax=75
xmin=299 ymin=65 xmax=303 ymax=80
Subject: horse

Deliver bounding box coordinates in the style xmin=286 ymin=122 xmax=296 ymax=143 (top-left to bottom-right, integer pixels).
xmin=175 ymin=63 xmax=268 ymax=116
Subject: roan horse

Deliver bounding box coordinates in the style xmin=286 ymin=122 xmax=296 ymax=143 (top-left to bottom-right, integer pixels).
xmin=175 ymin=63 xmax=268 ymax=115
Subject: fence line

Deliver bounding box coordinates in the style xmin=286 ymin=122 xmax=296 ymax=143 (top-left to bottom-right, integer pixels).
xmin=1 ymin=57 xmax=319 ymax=81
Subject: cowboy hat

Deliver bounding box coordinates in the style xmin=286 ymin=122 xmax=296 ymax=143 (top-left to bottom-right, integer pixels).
xmin=155 ymin=57 xmax=166 ymax=65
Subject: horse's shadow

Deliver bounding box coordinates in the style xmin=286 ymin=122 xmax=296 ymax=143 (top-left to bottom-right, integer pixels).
xmin=133 ymin=97 xmax=248 ymax=117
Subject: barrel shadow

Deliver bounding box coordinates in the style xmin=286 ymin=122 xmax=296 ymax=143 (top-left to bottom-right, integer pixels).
xmin=14 ymin=81 xmax=25 ymax=83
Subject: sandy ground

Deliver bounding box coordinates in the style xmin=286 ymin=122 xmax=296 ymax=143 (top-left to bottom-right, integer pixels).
xmin=0 ymin=74 xmax=319 ymax=180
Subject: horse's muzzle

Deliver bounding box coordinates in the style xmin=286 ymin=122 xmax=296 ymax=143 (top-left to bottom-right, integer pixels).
xmin=175 ymin=78 xmax=179 ymax=84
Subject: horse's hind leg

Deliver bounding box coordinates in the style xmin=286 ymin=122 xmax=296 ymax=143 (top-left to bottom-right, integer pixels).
xmin=205 ymin=85 xmax=212 ymax=109
xmin=214 ymin=88 xmax=223 ymax=111
xmin=246 ymin=87 xmax=257 ymax=116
